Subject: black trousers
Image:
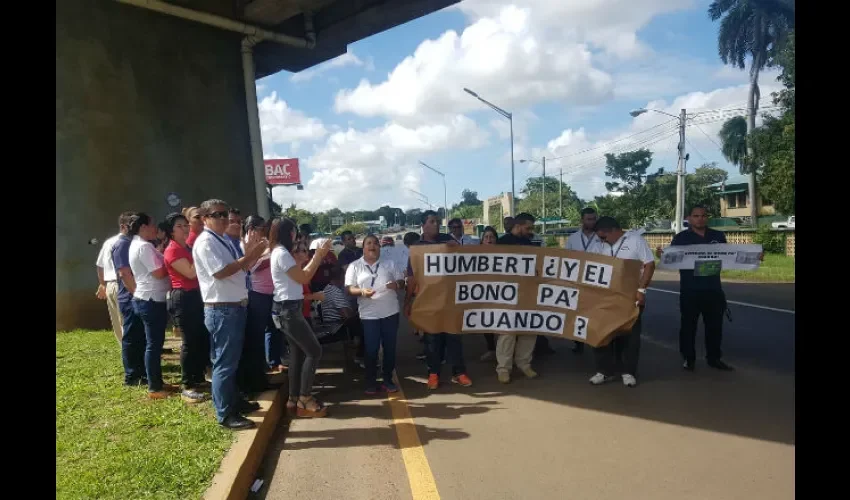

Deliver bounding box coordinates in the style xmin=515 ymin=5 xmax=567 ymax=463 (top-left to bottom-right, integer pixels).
xmin=679 ymin=289 xmax=726 ymax=362
xmin=595 ymin=307 xmax=643 ymax=376
xmin=167 ymin=288 xmax=209 ymax=388
xmin=484 ymin=333 xmax=496 ymax=351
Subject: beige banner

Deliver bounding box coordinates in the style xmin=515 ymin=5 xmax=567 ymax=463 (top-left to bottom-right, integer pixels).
xmin=409 ymin=244 xmax=643 ymax=347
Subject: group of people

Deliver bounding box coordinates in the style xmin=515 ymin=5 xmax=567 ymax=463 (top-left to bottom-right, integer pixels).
xmin=94 ymin=197 xmax=741 ymax=430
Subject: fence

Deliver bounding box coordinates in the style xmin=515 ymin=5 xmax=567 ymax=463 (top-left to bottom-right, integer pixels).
xmin=553 ymin=230 xmax=796 ymax=257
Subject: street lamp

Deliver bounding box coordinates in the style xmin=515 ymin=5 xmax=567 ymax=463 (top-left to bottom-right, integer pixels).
xmin=408 ymin=189 xmax=433 ymax=209
xmin=629 ymin=107 xmax=688 ymax=233
xmin=464 ymin=87 xmax=515 ymax=216
xmin=419 ymin=160 xmax=448 ymax=230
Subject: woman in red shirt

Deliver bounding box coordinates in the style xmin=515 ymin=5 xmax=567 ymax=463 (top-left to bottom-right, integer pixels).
xmin=163 ymin=213 xmax=209 ymax=404
xmin=184 ymin=207 xmax=203 ymax=249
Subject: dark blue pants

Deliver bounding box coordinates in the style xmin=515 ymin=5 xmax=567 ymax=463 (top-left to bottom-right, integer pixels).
xmin=133 ymin=298 xmax=168 ymax=392
xmin=120 ymin=299 xmax=146 ymax=385
xmin=205 ymin=304 xmax=247 ymax=423
xmin=239 ymin=291 xmax=274 ymax=393
xmin=425 ymin=333 xmax=466 ymax=376
xmin=362 ymin=314 xmax=399 ymax=387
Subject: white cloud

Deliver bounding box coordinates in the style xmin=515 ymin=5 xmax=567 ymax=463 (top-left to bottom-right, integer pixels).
xmin=535 ymin=82 xmax=783 ymax=200
xmin=258 ymin=91 xmax=327 ymax=151
xmin=278 ymin=115 xmax=489 ymax=211
xmin=290 ymin=51 xmax=369 ymax=83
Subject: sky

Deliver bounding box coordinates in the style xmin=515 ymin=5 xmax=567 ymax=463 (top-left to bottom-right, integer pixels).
xmin=257 ymin=0 xmax=781 ymax=213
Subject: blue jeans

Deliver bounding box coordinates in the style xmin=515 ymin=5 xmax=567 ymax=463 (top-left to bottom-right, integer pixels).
xmin=120 ymin=299 xmax=146 ymax=385
xmin=133 ymin=298 xmax=168 ymax=392
xmin=425 ymin=333 xmax=466 ymax=376
xmin=239 ymin=291 xmax=273 ymax=393
xmin=205 ymin=303 xmax=248 ymax=423
xmin=362 ymin=314 xmax=399 ymax=387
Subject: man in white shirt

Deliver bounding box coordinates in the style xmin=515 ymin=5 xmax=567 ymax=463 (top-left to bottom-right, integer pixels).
xmin=447 ymin=218 xmax=477 ymax=245
xmin=588 ymin=216 xmax=656 ymax=388
xmin=95 ymin=211 xmax=132 ymax=343
xmin=564 ymin=207 xmax=603 ymax=354
xmin=193 ymin=199 xmax=267 ymax=430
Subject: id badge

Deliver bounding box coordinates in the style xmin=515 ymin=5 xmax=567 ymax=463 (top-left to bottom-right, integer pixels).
xmin=693 ymin=259 xmax=722 ymax=277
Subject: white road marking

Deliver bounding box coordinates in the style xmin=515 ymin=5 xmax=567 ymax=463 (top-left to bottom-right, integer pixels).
xmin=647 ymin=287 xmax=795 ymax=315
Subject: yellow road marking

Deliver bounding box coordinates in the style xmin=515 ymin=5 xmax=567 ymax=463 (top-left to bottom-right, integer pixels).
xmin=387 ymin=375 xmax=441 ymax=500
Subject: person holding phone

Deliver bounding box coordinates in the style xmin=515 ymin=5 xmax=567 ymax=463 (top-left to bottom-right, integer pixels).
xmin=345 ymin=234 xmax=405 ymax=394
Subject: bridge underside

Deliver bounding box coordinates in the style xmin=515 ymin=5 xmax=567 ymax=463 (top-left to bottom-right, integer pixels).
xmin=56 ymin=0 xmax=458 ymax=331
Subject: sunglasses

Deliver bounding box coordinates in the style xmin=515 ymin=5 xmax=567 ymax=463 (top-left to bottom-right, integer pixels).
xmin=206 ymin=211 xmax=229 ymax=219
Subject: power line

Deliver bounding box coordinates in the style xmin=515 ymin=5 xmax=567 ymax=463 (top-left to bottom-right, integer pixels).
xmin=545 ymin=119 xmax=678 ymax=161
xmin=691 ymin=122 xmax=723 ymax=152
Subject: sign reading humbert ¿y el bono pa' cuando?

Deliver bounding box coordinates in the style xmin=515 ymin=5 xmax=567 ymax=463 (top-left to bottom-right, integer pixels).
xmin=408 ymin=245 xmax=644 ymax=347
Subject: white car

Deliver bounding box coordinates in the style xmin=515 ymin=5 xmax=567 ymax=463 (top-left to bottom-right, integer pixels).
xmin=771 ymin=216 xmax=795 ymax=229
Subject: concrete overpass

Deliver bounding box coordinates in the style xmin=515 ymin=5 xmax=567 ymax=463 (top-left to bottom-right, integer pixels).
xmin=56 ymin=0 xmax=458 ymax=331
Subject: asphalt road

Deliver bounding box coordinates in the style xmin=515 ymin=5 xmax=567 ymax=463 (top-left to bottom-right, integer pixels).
xmin=258 ymin=282 xmax=795 ymax=500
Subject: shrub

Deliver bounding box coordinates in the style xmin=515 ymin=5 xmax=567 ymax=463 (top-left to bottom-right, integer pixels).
xmin=753 ymin=225 xmax=786 ymax=254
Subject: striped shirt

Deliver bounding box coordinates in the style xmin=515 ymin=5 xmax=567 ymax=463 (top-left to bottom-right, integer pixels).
xmin=321 ymin=284 xmax=351 ymax=324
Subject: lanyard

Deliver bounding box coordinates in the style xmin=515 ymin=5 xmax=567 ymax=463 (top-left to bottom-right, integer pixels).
xmin=581 ymin=232 xmax=596 ymax=251
xmin=610 ymin=236 xmax=627 ymax=258
xmin=204 ymin=229 xmax=237 ymax=260
xmin=365 ymin=261 xmax=380 ymax=288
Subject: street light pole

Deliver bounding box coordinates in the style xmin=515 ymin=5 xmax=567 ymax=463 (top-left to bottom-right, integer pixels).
xmin=464 ymin=87 xmax=515 ymax=216
xmin=559 ymin=168 xmax=563 ymax=219
xmin=541 ymin=156 xmax=546 ymax=235
xmin=419 ymin=161 xmax=448 ymax=230
xmin=629 ymin=107 xmax=688 ymax=233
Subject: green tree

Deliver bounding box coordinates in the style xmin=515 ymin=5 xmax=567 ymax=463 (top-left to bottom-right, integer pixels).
xmin=719 ymin=116 xmax=749 ymax=173
xmin=334 ymin=223 xmax=367 ymax=236
xmin=709 ymin=0 xmax=795 ymax=224
xmin=603 ymin=149 xmax=656 ymax=193
xmin=518 ymin=176 xmax=583 ymax=223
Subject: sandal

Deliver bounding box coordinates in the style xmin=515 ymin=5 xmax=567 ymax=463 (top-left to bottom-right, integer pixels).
xmin=296 ymin=396 xmax=328 ymax=418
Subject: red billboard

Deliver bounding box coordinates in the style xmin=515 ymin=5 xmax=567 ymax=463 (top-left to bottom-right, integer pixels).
xmin=264 ymin=158 xmax=301 ymax=185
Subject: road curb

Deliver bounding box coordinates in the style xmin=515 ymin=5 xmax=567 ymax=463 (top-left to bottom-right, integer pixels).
xmin=203 ymin=382 xmax=285 ymax=500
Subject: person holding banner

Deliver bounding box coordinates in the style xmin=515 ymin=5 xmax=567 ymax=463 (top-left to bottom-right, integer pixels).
xmin=345 ymin=234 xmax=405 ymax=394
xmin=448 ymin=218 xmax=476 ymax=245
xmin=657 ymin=205 xmax=748 ymax=372
xmin=564 ymin=207 xmax=603 ymax=354
xmin=478 ymin=226 xmax=499 ymax=362
xmin=589 ymin=216 xmax=656 ymax=387
xmin=405 ymin=210 xmax=473 ymax=390
xmin=495 ymin=213 xmax=540 ymax=383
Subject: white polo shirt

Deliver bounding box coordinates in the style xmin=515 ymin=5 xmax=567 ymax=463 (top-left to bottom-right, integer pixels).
xmin=128 ymin=236 xmax=171 ymax=302
xmin=345 ymin=257 xmax=403 ymax=320
xmin=593 ymin=230 xmax=655 ymax=271
xmin=565 ymin=230 xmax=603 ymax=254
xmin=96 ymin=233 xmax=121 ymax=282
xmin=193 ymin=230 xmax=249 ymax=303
xmin=271 ymin=246 xmax=303 ymax=302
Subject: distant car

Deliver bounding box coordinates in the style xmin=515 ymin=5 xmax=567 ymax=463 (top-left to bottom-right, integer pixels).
xmin=396 ymin=234 xmax=403 ymax=240
xmin=771 ymin=216 xmax=795 ymax=229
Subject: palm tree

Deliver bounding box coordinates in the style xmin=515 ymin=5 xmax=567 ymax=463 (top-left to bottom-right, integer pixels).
xmin=709 ymin=0 xmax=794 ymax=225
xmin=718 ymin=116 xmax=749 ymax=172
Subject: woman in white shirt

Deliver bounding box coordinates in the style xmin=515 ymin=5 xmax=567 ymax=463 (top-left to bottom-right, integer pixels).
xmin=269 ymin=218 xmax=332 ymax=418
xmin=127 ymin=213 xmax=174 ymax=399
xmin=345 ymin=234 xmax=405 ymax=395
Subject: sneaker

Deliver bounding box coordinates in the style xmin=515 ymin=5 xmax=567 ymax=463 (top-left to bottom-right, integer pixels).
xmin=415 ymin=351 xmax=427 ymax=360
xmin=181 ymin=389 xmax=207 ymax=404
xmin=480 ymin=350 xmax=496 ymax=362
xmin=683 ymin=359 xmax=695 ymax=371
xmin=520 ymin=367 xmax=538 ymax=379
xmin=162 ymin=383 xmax=181 ymax=393
xmin=147 ymin=390 xmax=172 ymax=399
xmin=365 ymin=386 xmax=379 ymax=395
xmin=497 ymin=372 xmax=511 ymax=384
xmin=452 ymin=373 xmax=473 ymax=387
xmin=589 ymin=372 xmax=615 ymax=385
xmin=382 ymin=382 xmax=399 ymax=393
xmin=622 ymin=374 xmax=637 ymax=387
xmin=707 ymin=359 xmax=734 ymax=371
xmin=427 ymin=374 xmax=439 ymax=390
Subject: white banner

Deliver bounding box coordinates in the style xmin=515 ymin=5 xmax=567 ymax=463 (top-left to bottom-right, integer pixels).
xmin=659 ymin=243 xmax=763 ymax=273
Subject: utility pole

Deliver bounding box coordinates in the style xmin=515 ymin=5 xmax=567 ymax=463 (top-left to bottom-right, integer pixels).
xmin=541 ymin=156 xmax=546 ymax=235
xmin=675 ymin=108 xmax=687 ymax=234
xmin=559 ymin=168 xmax=563 ymax=219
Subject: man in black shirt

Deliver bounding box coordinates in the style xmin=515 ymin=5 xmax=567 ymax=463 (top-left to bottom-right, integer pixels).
xmin=658 ymin=205 xmax=736 ymax=371
xmin=338 ymin=230 xmax=363 ymax=269
xmin=405 ymin=211 xmax=472 ymax=390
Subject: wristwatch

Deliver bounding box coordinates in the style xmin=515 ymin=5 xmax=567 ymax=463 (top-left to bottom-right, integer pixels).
xmin=637 ymin=288 xmax=647 ymax=294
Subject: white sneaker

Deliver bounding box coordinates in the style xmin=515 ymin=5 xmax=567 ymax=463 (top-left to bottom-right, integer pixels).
xmin=622 ymin=374 xmax=637 ymax=387
xmin=497 ymin=371 xmax=511 ymax=384
xmin=589 ymin=373 xmax=614 ymax=385
xmin=520 ymin=367 xmax=538 ymax=379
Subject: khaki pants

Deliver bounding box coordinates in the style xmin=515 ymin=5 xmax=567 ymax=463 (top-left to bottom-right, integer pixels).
xmin=105 ymin=281 xmax=123 ymax=343
xmin=496 ymin=334 xmax=535 ymax=375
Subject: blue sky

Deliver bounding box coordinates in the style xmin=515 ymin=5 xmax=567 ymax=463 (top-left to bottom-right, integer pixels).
xmin=257 ymin=0 xmax=780 ymax=212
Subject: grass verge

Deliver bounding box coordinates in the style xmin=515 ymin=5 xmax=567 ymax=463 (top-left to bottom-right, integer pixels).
xmin=56 ymin=330 xmax=233 ymax=500
xmin=721 ymin=253 xmax=795 ymax=282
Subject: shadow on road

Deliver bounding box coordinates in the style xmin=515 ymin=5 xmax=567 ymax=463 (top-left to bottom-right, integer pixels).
xmin=281 ymin=424 xmax=470 ymax=451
